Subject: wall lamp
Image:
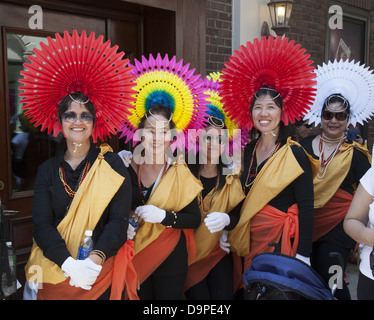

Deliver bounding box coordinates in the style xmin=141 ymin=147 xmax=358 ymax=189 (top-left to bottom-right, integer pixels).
xmin=263 ymin=0 xmax=295 ymax=36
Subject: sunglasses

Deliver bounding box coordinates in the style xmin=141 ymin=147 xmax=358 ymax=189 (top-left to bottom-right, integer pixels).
xmin=62 ymin=111 xmax=94 ymax=123
xmin=202 ymin=134 xmax=227 ymax=145
xmin=322 ymin=110 xmax=348 ymax=121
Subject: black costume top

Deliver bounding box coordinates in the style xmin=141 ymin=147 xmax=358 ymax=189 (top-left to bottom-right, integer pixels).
xmin=32 ymin=143 xmax=132 ymax=267
xmin=300 ymin=135 xmax=371 ymax=248
xmin=240 ymin=139 xmax=315 ymax=257
xmin=127 ymin=164 xmax=201 ymax=229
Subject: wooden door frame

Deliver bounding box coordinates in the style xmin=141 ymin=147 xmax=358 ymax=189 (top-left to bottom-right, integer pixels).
xmin=1 ymin=0 xmax=207 ymax=74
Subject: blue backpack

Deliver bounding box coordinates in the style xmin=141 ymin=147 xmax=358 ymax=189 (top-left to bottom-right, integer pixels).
xmin=243 ymin=253 xmax=334 ymax=300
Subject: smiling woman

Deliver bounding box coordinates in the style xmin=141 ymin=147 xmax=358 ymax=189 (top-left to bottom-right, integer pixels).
xmin=218 ymin=37 xmax=319 ymax=299
xmin=21 ymin=30 xmax=137 ymax=300
xmin=300 ymin=59 xmax=374 ymax=300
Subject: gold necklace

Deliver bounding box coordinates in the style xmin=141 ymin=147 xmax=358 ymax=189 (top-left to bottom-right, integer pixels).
xmin=244 ymin=140 xmax=281 ymax=189
xmin=198 ymin=174 xmax=220 ymax=214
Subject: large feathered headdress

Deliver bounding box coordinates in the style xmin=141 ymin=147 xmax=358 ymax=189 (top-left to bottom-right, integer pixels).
xmin=304 ymin=59 xmax=374 ymax=126
xmin=118 ymin=53 xmax=209 ymax=150
xmin=220 ymin=36 xmax=317 ymax=130
xmin=19 ymin=30 xmax=135 ymax=142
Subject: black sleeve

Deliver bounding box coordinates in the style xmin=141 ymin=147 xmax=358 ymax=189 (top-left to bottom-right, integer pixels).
xmin=224 ymin=199 xmax=243 ymax=231
xmin=93 ymin=153 xmax=132 ymax=259
xmin=161 ymin=197 xmax=201 ymax=229
xmin=290 ymin=145 xmax=314 ymax=257
xmin=32 ymin=161 xmax=72 ymax=267
xmin=351 ymin=147 xmax=371 ymax=186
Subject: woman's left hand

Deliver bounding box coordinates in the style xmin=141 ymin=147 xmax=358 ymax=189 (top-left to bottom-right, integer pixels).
xmin=135 ymin=205 xmax=166 ymax=224
xmin=204 ymin=211 xmax=230 ymax=233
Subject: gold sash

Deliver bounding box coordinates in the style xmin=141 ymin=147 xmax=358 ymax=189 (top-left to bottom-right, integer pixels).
xmin=228 ymin=138 xmax=319 ymax=257
xmin=194 ymin=166 xmax=245 ymax=262
xmin=133 ymin=156 xmax=203 ymax=255
xmin=25 ymin=144 xmax=125 ymax=284
xmin=313 ymin=141 xmax=371 ymax=208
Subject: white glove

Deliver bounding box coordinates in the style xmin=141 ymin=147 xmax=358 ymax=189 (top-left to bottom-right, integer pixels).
xmin=118 ymin=150 xmax=133 ymax=167
xmin=204 ymin=211 xmax=230 ymax=233
xmin=295 ymin=254 xmax=311 ymax=266
xmin=135 ymin=205 xmax=166 ymax=224
xmin=127 ymin=224 xmax=136 ymax=240
xmin=61 ymin=257 xmax=102 ymax=290
xmin=219 ymin=230 xmax=230 ymax=254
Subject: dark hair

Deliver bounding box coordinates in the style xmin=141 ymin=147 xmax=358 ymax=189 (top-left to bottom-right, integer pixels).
xmin=321 ymin=93 xmax=351 ymax=116
xmin=58 ymin=91 xmax=96 ymax=126
xmin=249 ymin=86 xmax=291 ymax=144
xmin=138 ymin=104 xmax=176 ymax=130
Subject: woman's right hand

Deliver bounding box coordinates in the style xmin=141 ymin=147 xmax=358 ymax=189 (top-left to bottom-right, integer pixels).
xmin=61 ymin=257 xmax=102 ymax=290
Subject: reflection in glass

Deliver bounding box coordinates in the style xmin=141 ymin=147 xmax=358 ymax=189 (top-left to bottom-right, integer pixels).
xmin=7 ymin=33 xmax=61 ymax=194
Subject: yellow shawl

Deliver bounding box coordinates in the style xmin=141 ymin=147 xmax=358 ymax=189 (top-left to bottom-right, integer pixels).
xmin=313 ymin=141 xmax=371 ymax=208
xmin=194 ymin=165 xmax=245 ymax=262
xmin=228 ymin=138 xmax=319 ymax=257
xmin=133 ymin=155 xmax=203 ymax=255
xmin=25 ymin=144 xmax=125 ymax=284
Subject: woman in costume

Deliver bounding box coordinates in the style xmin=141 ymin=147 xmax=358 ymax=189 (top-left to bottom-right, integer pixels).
xmin=301 ymin=59 xmax=374 ymax=300
xmin=344 ymin=156 xmax=374 ymax=300
xmin=219 ymin=36 xmax=319 ymax=288
xmin=184 ymin=74 xmax=247 ymax=300
xmin=118 ymin=53 xmax=208 ymax=300
xmin=21 ymin=30 xmax=137 ymax=300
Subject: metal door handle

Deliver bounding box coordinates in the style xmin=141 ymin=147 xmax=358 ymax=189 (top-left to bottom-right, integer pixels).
xmin=4 ymin=209 xmax=20 ymax=216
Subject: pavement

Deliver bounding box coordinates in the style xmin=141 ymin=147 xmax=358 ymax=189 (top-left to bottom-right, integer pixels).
xmin=346 ymin=261 xmax=359 ymax=300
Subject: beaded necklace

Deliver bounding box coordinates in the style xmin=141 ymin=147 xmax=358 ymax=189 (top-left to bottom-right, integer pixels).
xmin=137 ymin=162 xmax=168 ymax=205
xmin=244 ymin=139 xmax=281 ymax=190
xmin=59 ymin=161 xmax=91 ymax=198
xmin=317 ymin=133 xmax=346 ymax=179
xmin=198 ymin=173 xmax=220 ymax=214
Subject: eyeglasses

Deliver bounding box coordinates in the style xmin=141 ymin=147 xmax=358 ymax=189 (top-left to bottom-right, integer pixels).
xmin=62 ymin=111 xmax=94 ymax=123
xmin=202 ymin=134 xmax=227 ymax=145
xmin=322 ymin=110 xmax=348 ymax=121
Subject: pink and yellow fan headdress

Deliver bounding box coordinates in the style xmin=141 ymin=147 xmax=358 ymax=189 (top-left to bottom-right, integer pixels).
xmin=118 ymin=53 xmax=210 ymax=150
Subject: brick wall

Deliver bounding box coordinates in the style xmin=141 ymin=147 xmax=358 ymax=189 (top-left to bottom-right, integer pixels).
xmin=205 ymin=0 xmax=232 ymax=76
xmin=287 ymin=0 xmax=374 ymax=147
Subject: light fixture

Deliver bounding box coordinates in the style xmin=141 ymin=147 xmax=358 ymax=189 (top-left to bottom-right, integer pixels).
xmin=267 ymin=0 xmax=295 ymax=36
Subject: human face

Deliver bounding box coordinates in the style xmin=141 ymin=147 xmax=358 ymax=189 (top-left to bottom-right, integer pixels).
xmin=199 ymin=126 xmax=227 ymax=164
xmin=251 ymin=94 xmax=282 ymax=135
xmin=141 ymin=114 xmax=172 ymax=162
xmin=321 ymin=102 xmax=349 ymax=139
xmin=61 ymin=101 xmax=94 ymax=144
xmin=297 ymin=122 xmax=312 ymax=139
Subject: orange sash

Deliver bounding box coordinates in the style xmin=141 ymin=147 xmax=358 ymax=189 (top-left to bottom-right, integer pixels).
xmin=313 ymin=188 xmax=353 ymax=242
xmin=37 ymin=240 xmax=138 ymax=300
xmin=131 ymin=156 xmax=202 ymax=287
xmin=243 ymin=204 xmax=299 ymax=271
xmin=132 ymin=228 xmax=196 ymax=287
xmin=184 ymin=242 xmax=225 ymax=291
xmin=183 ymin=242 xmax=242 ymax=294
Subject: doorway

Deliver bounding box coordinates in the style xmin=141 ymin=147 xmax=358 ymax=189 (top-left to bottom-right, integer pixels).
xmin=0 ymin=1 xmax=176 ymax=299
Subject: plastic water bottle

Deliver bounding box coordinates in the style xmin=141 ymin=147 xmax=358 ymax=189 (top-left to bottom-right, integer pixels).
xmin=2 ymin=242 xmax=17 ymax=297
xmin=77 ymin=230 xmax=93 ymax=260
xmin=129 ymin=214 xmax=140 ymax=231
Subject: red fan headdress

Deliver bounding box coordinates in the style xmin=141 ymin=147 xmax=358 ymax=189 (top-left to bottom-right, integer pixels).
xmin=220 ymin=36 xmax=317 ymax=130
xmin=19 ymin=30 xmax=135 ymax=142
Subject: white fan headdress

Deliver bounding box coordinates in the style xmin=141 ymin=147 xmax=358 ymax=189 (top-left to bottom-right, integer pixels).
xmin=304 ymin=59 xmax=374 ymax=127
